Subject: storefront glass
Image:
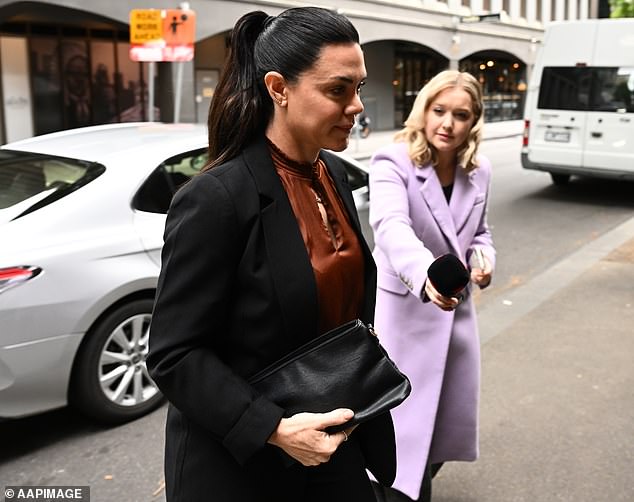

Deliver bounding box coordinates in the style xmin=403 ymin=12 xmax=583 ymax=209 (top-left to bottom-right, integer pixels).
xmin=460 ymin=51 xmax=527 ymax=122
xmin=394 ymin=42 xmax=448 ymax=127
xmin=1 ymin=20 xmax=148 ymax=139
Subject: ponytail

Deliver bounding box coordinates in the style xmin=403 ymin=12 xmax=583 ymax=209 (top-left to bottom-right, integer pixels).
xmin=204 ymin=11 xmax=271 ymax=170
xmin=203 ymin=7 xmax=359 ymax=171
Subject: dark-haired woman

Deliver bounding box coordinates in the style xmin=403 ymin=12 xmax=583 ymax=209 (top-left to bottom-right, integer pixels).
xmin=147 ymin=7 xmax=396 ymax=502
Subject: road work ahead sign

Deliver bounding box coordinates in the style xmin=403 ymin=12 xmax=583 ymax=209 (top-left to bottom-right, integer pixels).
xmin=130 ymin=8 xmax=196 ymax=62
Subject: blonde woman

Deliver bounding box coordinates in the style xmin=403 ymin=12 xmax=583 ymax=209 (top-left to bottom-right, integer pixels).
xmin=369 ymin=70 xmax=495 ymax=502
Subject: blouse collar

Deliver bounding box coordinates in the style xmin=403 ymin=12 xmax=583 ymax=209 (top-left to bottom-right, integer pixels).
xmin=266 ymin=137 xmax=320 ymax=179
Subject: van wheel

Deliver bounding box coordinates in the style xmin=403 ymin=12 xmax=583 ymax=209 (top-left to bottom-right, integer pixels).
xmin=550 ymin=173 xmax=570 ymax=185
xmin=69 ymin=299 xmax=164 ymax=424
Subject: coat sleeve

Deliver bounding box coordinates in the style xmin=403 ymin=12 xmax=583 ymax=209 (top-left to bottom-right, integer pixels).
xmin=369 ymin=146 xmax=434 ymax=299
xmin=147 ymin=172 xmax=284 ymax=465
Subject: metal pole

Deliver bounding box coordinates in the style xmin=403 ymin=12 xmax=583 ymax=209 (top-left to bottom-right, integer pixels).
xmin=148 ymin=61 xmax=155 ymax=122
xmin=174 ymin=62 xmax=184 ymax=123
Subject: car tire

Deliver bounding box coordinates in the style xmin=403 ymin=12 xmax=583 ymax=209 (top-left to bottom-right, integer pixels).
xmin=550 ymin=173 xmax=571 ymax=185
xmin=69 ymin=298 xmax=164 ymax=424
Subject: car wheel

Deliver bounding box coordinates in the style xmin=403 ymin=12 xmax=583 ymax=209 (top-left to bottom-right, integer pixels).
xmin=70 ymin=298 xmax=163 ymax=423
xmin=550 ymin=173 xmax=571 ymax=185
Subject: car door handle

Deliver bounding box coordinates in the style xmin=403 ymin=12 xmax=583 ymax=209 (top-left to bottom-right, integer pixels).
xmin=591 ymin=132 xmax=602 ymax=138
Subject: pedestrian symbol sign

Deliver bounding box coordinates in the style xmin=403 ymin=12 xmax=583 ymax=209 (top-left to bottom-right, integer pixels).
xmin=163 ymin=9 xmax=195 ymax=46
xmin=129 ymin=8 xmax=196 ymax=62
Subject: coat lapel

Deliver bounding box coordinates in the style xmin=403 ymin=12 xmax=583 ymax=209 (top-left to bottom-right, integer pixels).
xmin=242 ymin=137 xmax=319 ymax=343
xmin=416 ymin=165 xmax=461 ymax=256
xmin=450 ymin=167 xmax=479 ymax=237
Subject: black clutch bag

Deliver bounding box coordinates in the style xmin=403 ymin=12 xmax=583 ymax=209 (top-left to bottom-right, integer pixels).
xmin=248 ymin=319 xmax=411 ymax=433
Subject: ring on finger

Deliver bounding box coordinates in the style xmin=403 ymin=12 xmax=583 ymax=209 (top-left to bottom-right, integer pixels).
xmin=342 ymin=430 xmax=348 ymax=442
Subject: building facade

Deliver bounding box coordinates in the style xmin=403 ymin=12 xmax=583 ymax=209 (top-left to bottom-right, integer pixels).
xmin=0 ymin=0 xmax=603 ymax=143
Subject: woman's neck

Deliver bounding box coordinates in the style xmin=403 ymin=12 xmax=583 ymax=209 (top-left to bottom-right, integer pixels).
xmin=434 ymin=152 xmax=457 ymax=187
xmin=266 ymin=121 xmax=319 ymax=164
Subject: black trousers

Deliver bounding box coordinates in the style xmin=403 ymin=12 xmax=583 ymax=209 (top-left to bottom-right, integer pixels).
xmin=372 ymin=463 xmax=443 ymax=502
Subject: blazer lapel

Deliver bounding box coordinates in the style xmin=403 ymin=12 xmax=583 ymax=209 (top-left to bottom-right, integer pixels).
xmin=450 ymin=167 xmax=479 ymax=237
xmin=417 ymin=165 xmax=461 ymax=256
xmin=242 ymin=137 xmax=319 ymax=343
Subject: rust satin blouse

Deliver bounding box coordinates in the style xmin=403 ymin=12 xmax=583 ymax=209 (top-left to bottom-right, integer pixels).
xmin=268 ymin=140 xmax=365 ymax=335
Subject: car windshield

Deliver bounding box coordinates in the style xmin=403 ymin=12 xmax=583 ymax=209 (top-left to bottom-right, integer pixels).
xmin=0 ymin=150 xmax=104 ymax=221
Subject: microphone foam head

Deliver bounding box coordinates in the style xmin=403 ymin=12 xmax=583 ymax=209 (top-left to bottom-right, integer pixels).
xmin=427 ymin=254 xmax=470 ymax=297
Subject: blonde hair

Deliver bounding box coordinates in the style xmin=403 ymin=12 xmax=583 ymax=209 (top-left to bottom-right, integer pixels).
xmin=394 ymin=70 xmax=484 ymax=172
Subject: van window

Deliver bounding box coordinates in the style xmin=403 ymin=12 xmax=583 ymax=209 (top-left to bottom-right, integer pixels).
xmin=591 ymin=67 xmax=634 ymax=112
xmin=538 ymin=67 xmax=590 ymax=111
xmin=539 ymin=66 xmax=634 ymax=113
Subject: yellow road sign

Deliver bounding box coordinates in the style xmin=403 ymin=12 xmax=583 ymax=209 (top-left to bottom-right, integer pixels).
xmin=130 ymin=9 xmax=163 ymax=44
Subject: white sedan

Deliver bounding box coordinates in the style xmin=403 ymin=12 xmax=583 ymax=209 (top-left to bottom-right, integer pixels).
xmin=0 ymin=123 xmax=370 ymax=423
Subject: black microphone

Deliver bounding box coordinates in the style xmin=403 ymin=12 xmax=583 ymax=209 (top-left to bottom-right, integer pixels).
xmin=423 ymin=253 xmax=470 ymax=301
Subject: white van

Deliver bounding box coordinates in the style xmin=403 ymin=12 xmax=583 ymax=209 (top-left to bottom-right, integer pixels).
xmin=521 ymin=19 xmax=634 ymax=185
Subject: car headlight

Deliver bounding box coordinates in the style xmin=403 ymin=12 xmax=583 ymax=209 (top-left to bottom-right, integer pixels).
xmin=0 ymin=266 xmax=42 ymax=294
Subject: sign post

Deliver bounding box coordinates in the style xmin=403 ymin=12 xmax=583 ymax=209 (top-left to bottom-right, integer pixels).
xmin=129 ymin=7 xmax=196 ymax=122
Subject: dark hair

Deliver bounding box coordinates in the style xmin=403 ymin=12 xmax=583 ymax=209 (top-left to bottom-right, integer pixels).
xmin=203 ymin=7 xmax=359 ymax=171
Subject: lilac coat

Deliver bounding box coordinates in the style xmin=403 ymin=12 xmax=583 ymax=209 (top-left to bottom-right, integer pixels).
xmin=369 ymin=142 xmax=495 ymax=500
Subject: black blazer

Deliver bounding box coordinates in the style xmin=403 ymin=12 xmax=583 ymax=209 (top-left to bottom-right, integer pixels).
xmin=148 ymin=136 xmax=395 ymax=500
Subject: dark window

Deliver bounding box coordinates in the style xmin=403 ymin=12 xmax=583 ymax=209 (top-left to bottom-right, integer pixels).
xmin=30 ymin=25 xmax=58 ymax=36
xmin=0 ymin=150 xmax=104 ymax=218
xmin=91 ymin=41 xmax=117 ymax=123
xmin=133 ymin=149 xmax=207 ymax=214
xmin=0 ymin=22 xmax=27 ymax=34
xmin=62 ymin=39 xmax=92 ymax=128
xmin=30 ymin=37 xmax=65 ymax=135
xmin=61 ymin=26 xmax=87 ymax=37
xmin=91 ymin=29 xmax=115 ymax=40
xmin=538 ymin=67 xmax=591 ymax=110
xmin=591 ymin=67 xmax=634 ymax=113
xmin=539 ymin=66 xmax=634 ymax=113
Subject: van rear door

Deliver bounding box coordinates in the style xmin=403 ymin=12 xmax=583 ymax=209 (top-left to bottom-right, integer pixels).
xmin=529 ymin=67 xmax=589 ymax=168
xmin=582 ymin=23 xmax=634 ymax=174
xmin=526 ymin=22 xmax=597 ymax=169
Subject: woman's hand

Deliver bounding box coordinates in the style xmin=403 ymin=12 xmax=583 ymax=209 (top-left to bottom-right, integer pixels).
xmin=470 ymin=254 xmax=492 ymax=288
xmin=424 ymin=279 xmax=462 ymax=312
xmin=267 ymin=408 xmax=355 ymax=466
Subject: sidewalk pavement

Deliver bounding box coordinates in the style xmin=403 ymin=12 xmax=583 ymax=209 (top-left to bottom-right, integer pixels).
xmin=439 ymin=215 xmax=634 ymax=501
xmin=343 ymin=119 xmax=524 ymax=161
xmin=353 ymin=119 xmax=634 ymax=499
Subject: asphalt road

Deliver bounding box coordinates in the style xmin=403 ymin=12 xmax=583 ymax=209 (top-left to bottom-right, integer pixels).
xmin=1 ymin=135 xmax=632 ymax=501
